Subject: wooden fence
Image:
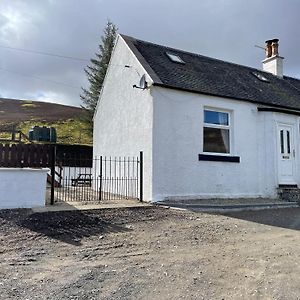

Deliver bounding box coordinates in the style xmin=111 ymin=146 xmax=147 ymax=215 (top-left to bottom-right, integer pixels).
xmin=0 ymin=143 xmax=93 ymax=168
xmin=0 ymin=124 xmax=31 ymax=144
xmin=0 ymin=144 xmax=54 ymax=168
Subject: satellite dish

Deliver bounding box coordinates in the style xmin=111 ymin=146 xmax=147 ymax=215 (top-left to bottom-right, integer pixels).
xmin=132 ymin=74 xmax=148 ymax=90
xmin=139 ymin=74 xmax=148 ymax=89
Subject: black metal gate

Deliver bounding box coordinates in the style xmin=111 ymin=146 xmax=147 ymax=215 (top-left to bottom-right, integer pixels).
xmin=50 ymin=151 xmax=143 ymax=203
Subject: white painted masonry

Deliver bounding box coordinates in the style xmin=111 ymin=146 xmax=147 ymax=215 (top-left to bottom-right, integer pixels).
xmin=93 ymin=35 xmax=153 ymax=200
xmin=93 ymin=35 xmax=300 ymax=202
xmin=152 ymin=87 xmax=273 ymax=201
xmin=262 ymin=55 xmax=284 ymax=78
xmin=0 ymin=168 xmax=48 ymax=209
xmin=151 ymin=87 xmax=300 ymax=201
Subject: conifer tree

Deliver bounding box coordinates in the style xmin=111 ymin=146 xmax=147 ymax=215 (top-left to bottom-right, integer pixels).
xmin=80 ymin=21 xmax=117 ymax=131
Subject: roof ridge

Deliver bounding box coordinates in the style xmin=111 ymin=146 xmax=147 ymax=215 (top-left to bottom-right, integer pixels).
xmin=120 ymin=33 xmax=300 ymax=112
xmin=120 ymin=34 xmax=288 ymax=80
xmin=120 ymin=33 xmax=300 ymax=82
xmin=284 ymin=74 xmax=300 ymax=81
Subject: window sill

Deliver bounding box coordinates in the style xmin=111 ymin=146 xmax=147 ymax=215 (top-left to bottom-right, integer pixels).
xmin=198 ymin=154 xmax=240 ymax=163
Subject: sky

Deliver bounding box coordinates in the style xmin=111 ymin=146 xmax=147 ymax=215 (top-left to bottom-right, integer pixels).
xmin=0 ymin=0 xmax=299 ymax=107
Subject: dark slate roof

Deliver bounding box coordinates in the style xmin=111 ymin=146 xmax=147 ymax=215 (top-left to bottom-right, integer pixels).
xmin=121 ymin=34 xmax=300 ymax=111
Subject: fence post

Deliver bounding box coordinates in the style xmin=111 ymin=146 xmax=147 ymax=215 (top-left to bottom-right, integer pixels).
xmin=139 ymin=151 xmax=143 ymax=202
xmin=11 ymin=125 xmax=16 ymax=142
xmin=50 ymin=145 xmax=56 ymax=205
xmin=99 ymin=156 xmax=103 ymax=201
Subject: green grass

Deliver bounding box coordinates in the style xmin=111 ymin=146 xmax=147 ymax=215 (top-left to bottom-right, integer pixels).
xmin=0 ymin=119 xmax=92 ymax=145
xmin=21 ymin=103 xmax=39 ymax=108
xmin=19 ymin=118 xmax=92 ymax=145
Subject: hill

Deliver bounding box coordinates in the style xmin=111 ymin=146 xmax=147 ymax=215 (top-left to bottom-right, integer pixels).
xmin=0 ymin=98 xmax=92 ymax=145
xmin=0 ymin=98 xmax=84 ymax=122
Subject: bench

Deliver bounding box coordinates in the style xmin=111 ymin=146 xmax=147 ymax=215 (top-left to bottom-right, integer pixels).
xmin=71 ymin=173 xmax=92 ymax=187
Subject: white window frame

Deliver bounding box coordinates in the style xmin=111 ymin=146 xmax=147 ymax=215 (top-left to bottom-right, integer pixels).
xmin=203 ymin=108 xmax=232 ymax=156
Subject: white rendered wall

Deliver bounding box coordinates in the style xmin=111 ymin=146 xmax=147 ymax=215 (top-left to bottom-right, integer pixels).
xmin=0 ymin=168 xmax=48 ymax=209
xmin=93 ymin=36 xmax=299 ymax=202
xmin=151 ymin=87 xmax=296 ymax=201
xmin=93 ymin=36 xmax=153 ymax=201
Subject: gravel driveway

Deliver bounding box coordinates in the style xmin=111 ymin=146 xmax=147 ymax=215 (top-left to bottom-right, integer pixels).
xmin=1 ymin=206 xmax=300 ymax=299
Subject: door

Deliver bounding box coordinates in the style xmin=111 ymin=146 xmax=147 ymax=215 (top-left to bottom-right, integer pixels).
xmin=277 ymin=124 xmax=296 ymax=185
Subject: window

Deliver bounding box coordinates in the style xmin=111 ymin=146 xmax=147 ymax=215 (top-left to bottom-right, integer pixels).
xmin=252 ymin=72 xmax=269 ymax=82
xmin=280 ymin=130 xmax=284 ymax=153
xmin=280 ymin=129 xmax=291 ymax=154
xmin=203 ymin=109 xmax=230 ymax=154
xmin=166 ymin=52 xmax=185 ymax=64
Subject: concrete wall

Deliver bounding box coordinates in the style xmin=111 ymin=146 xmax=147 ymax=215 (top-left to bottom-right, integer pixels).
xmin=93 ymin=35 xmax=153 ymax=200
xmin=151 ymin=86 xmax=299 ymax=201
xmin=0 ymin=168 xmax=48 ymax=209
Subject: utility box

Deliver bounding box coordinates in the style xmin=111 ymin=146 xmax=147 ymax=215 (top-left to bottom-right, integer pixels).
xmin=29 ymin=126 xmax=57 ymax=143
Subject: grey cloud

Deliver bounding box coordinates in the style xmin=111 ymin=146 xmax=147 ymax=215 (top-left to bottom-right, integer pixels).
xmin=0 ymin=0 xmax=299 ymax=107
xmin=0 ymin=13 xmax=9 ymax=28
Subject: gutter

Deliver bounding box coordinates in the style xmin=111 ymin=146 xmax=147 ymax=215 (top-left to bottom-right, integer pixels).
xmin=257 ymin=106 xmax=300 ymax=116
xmin=152 ymin=82 xmax=300 ymax=115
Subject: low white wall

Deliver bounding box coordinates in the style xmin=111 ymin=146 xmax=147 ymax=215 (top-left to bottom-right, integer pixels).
xmin=0 ymin=168 xmax=48 ymax=209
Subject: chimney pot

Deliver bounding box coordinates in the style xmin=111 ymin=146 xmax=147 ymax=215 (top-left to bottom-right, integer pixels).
xmin=262 ymin=38 xmax=283 ymax=78
xmin=265 ymin=38 xmax=279 ymax=57
xmin=265 ymin=40 xmax=272 ymax=58
xmin=271 ymin=39 xmax=279 ymax=56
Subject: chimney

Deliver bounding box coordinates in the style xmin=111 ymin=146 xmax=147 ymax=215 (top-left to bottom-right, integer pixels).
xmin=262 ymin=38 xmax=284 ymax=78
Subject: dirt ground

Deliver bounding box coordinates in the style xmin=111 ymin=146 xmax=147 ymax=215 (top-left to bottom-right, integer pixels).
xmin=1 ymin=206 xmax=300 ymax=300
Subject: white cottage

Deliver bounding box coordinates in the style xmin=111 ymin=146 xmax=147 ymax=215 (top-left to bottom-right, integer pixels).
xmin=93 ymin=35 xmax=300 ymax=202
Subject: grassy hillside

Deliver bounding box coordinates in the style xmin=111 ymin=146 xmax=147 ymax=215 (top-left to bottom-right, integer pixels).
xmin=0 ymin=98 xmax=92 ymax=145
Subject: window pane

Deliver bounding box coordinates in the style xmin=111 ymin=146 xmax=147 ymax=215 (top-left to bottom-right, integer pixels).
xmin=203 ymin=127 xmax=230 ymax=153
xmin=287 ymin=130 xmax=290 ymax=154
xmin=204 ymin=110 xmax=229 ymax=125
xmin=280 ymin=130 xmax=284 ymax=154
xmin=166 ymin=52 xmax=185 ymax=64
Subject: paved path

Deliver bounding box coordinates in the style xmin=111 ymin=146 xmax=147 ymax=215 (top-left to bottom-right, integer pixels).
xmin=32 ymin=199 xmax=150 ymax=213
xmin=157 ymin=198 xmax=298 ymax=212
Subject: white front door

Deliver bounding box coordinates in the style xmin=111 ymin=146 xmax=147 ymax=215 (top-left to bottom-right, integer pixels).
xmin=277 ymin=124 xmax=296 ymax=185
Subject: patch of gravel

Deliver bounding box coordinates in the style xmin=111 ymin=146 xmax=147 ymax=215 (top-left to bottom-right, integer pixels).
xmin=1 ymin=206 xmax=300 ymax=299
